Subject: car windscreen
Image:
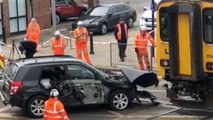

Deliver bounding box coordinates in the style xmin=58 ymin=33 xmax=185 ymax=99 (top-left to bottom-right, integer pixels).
xmin=89 ymin=6 xmax=109 ymax=16
xmin=4 ymin=63 xmax=19 ymax=80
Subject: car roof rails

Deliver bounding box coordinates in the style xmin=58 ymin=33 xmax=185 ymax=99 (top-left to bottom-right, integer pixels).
xmin=16 ymin=55 xmax=75 ymax=61
xmin=99 ymin=1 xmax=129 ymax=6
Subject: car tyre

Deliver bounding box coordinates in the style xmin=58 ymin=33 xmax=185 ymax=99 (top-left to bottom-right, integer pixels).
xmin=128 ymin=18 xmax=134 ymax=28
xmin=26 ymin=95 xmax=47 ymax=118
xmin=56 ymin=14 xmax=60 ymax=24
xmin=100 ymin=23 xmax=108 ymax=35
xmin=109 ymin=90 xmax=129 ymax=110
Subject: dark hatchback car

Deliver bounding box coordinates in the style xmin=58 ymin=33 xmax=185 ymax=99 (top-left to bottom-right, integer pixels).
xmin=0 ymin=56 xmax=158 ymax=118
xmin=72 ymin=3 xmax=137 ymax=34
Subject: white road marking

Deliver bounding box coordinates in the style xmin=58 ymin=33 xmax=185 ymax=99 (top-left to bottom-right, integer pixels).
xmin=0 ymin=106 xmax=11 ymax=112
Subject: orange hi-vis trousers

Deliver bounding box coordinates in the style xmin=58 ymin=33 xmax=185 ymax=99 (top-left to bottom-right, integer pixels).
xmin=76 ymin=44 xmax=91 ymax=64
xmin=136 ymin=49 xmax=150 ymax=70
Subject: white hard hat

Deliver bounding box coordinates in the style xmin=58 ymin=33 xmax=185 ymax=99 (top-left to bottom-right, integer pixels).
xmin=140 ymin=26 xmax=147 ymax=31
xmin=54 ymin=31 xmax=60 ymax=36
xmin=50 ymin=89 xmax=59 ymax=97
xmin=77 ymin=21 xmax=83 ymax=26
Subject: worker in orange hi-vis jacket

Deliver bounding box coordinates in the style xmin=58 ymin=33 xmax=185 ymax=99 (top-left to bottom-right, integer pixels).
xmin=134 ymin=26 xmax=155 ymax=70
xmin=43 ymin=89 xmax=70 ymax=120
xmin=26 ymin=18 xmax=41 ymax=51
xmin=73 ymin=21 xmax=91 ymax=64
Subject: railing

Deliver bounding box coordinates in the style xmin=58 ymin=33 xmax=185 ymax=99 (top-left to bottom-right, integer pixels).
xmin=110 ymin=43 xmax=156 ymax=70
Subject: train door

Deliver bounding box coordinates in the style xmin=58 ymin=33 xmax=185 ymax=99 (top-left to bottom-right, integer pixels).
xmin=166 ymin=3 xmax=203 ymax=80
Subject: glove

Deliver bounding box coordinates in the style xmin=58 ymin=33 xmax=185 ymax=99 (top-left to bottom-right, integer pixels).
xmin=135 ymin=48 xmax=138 ymax=53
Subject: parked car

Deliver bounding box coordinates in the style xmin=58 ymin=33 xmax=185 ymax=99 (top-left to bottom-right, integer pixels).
xmin=140 ymin=0 xmax=161 ymax=31
xmin=72 ymin=3 xmax=137 ymax=34
xmin=55 ymin=0 xmax=88 ymax=24
xmin=0 ymin=55 xmax=158 ymax=118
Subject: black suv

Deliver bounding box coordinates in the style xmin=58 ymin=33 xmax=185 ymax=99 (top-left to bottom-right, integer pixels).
xmin=0 ymin=55 xmax=158 ymax=118
xmin=72 ymin=3 xmax=137 ymax=34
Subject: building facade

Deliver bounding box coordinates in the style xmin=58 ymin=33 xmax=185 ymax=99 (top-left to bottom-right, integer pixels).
xmin=1 ymin=0 xmax=51 ymax=39
xmin=0 ymin=0 xmax=98 ymax=41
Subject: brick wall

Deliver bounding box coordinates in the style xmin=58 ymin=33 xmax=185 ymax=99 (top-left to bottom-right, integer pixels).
xmin=2 ymin=0 xmax=10 ymax=37
xmin=32 ymin=0 xmax=51 ymax=30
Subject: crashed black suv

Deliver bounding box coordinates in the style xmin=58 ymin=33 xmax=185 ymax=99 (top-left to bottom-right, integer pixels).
xmin=0 ymin=55 xmax=159 ymax=118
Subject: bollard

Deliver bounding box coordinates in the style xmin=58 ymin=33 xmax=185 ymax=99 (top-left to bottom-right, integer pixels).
xmin=89 ymin=32 xmax=94 ymax=54
xmin=2 ymin=26 xmax=6 ymax=44
xmin=150 ymin=46 xmax=155 ymax=70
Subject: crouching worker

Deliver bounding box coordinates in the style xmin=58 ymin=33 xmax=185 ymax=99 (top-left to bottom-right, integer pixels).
xmin=43 ymin=89 xmax=70 ymax=120
xmin=18 ymin=40 xmax=37 ymax=58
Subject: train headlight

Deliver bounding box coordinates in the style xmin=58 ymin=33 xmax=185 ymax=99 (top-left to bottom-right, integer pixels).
xmin=160 ymin=59 xmax=169 ymax=67
xmin=206 ymin=62 xmax=213 ymax=70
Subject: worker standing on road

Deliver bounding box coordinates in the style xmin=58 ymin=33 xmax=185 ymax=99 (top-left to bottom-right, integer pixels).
xmin=26 ymin=18 xmax=41 ymax=50
xmin=114 ymin=17 xmax=128 ymax=62
xmin=43 ymin=89 xmax=70 ymax=120
xmin=51 ymin=31 xmax=66 ymax=56
xmin=73 ymin=21 xmax=91 ymax=64
xmin=134 ymin=26 xmax=155 ymax=70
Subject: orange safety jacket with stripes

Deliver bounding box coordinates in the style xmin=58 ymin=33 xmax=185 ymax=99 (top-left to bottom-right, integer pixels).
xmin=116 ymin=23 xmax=128 ymax=40
xmin=26 ymin=23 xmax=41 ymax=41
xmin=73 ymin=27 xmax=88 ymax=47
xmin=43 ymin=98 xmax=69 ymax=120
xmin=51 ymin=37 xmax=66 ymax=55
xmin=134 ymin=32 xmax=155 ymax=50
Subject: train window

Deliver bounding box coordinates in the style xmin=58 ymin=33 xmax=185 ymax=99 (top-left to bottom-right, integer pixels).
xmin=204 ymin=9 xmax=213 ymax=43
xmin=160 ymin=7 xmax=169 ymax=41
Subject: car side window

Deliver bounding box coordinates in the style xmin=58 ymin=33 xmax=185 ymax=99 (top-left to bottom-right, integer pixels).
xmin=55 ymin=0 xmax=66 ymax=4
xmin=115 ymin=6 xmax=123 ymax=13
xmin=66 ymin=65 xmax=95 ymax=80
xmin=40 ymin=66 xmax=66 ymax=81
xmin=108 ymin=7 xmax=116 ymax=14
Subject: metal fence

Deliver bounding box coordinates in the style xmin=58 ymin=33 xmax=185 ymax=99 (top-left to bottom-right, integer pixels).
xmin=110 ymin=43 xmax=156 ymax=70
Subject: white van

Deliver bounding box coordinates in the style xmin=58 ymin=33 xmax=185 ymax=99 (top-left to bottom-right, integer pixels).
xmin=140 ymin=0 xmax=161 ymax=31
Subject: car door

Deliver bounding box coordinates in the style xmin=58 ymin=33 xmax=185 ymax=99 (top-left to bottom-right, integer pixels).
xmin=66 ymin=0 xmax=79 ymax=17
xmin=64 ymin=64 xmax=104 ymax=105
xmin=107 ymin=7 xmax=118 ymax=29
xmin=55 ymin=0 xmax=73 ymax=18
xmin=115 ymin=5 xmax=126 ymax=23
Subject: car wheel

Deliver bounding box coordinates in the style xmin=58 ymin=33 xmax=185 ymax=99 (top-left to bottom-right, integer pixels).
xmin=100 ymin=23 xmax=108 ymax=34
xmin=56 ymin=14 xmax=60 ymax=24
xmin=26 ymin=95 xmax=47 ymax=118
xmin=128 ymin=18 xmax=134 ymax=28
xmin=109 ymin=90 xmax=129 ymax=110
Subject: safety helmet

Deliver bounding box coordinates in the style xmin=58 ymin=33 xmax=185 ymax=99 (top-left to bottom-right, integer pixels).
xmin=54 ymin=31 xmax=60 ymax=36
xmin=77 ymin=21 xmax=83 ymax=26
xmin=50 ymin=89 xmax=59 ymax=97
xmin=140 ymin=26 xmax=147 ymax=31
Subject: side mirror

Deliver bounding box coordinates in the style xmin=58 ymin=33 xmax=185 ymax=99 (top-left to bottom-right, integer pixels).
xmin=143 ymin=7 xmax=148 ymax=11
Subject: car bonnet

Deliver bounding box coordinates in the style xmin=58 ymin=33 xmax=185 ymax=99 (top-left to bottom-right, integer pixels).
xmin=119 ymin=66 xmax=159 ymax=88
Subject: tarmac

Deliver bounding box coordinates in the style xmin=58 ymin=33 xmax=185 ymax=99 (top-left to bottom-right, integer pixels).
xmin=0 ymin=22 xmax=121 ymax=68
xmin=1 ymin=20 xmax=142 ymax=69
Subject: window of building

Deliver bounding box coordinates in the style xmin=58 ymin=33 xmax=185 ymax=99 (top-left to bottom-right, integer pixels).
xmin=8 ymin=0 xmax=27 ymax=33
xmin=203 ymin=8 xmax=213 ymax=43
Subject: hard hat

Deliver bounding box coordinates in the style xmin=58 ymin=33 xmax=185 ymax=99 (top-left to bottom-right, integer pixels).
xmin=140 ymin=26 xmax=147 ymax=31
xmin=77 ymin=21 xmax=83 ymax=26
xmin=54 ymin=31 xmax=60 ymax=36
xmin=50 ymin=89 xmax=59 ymax=97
